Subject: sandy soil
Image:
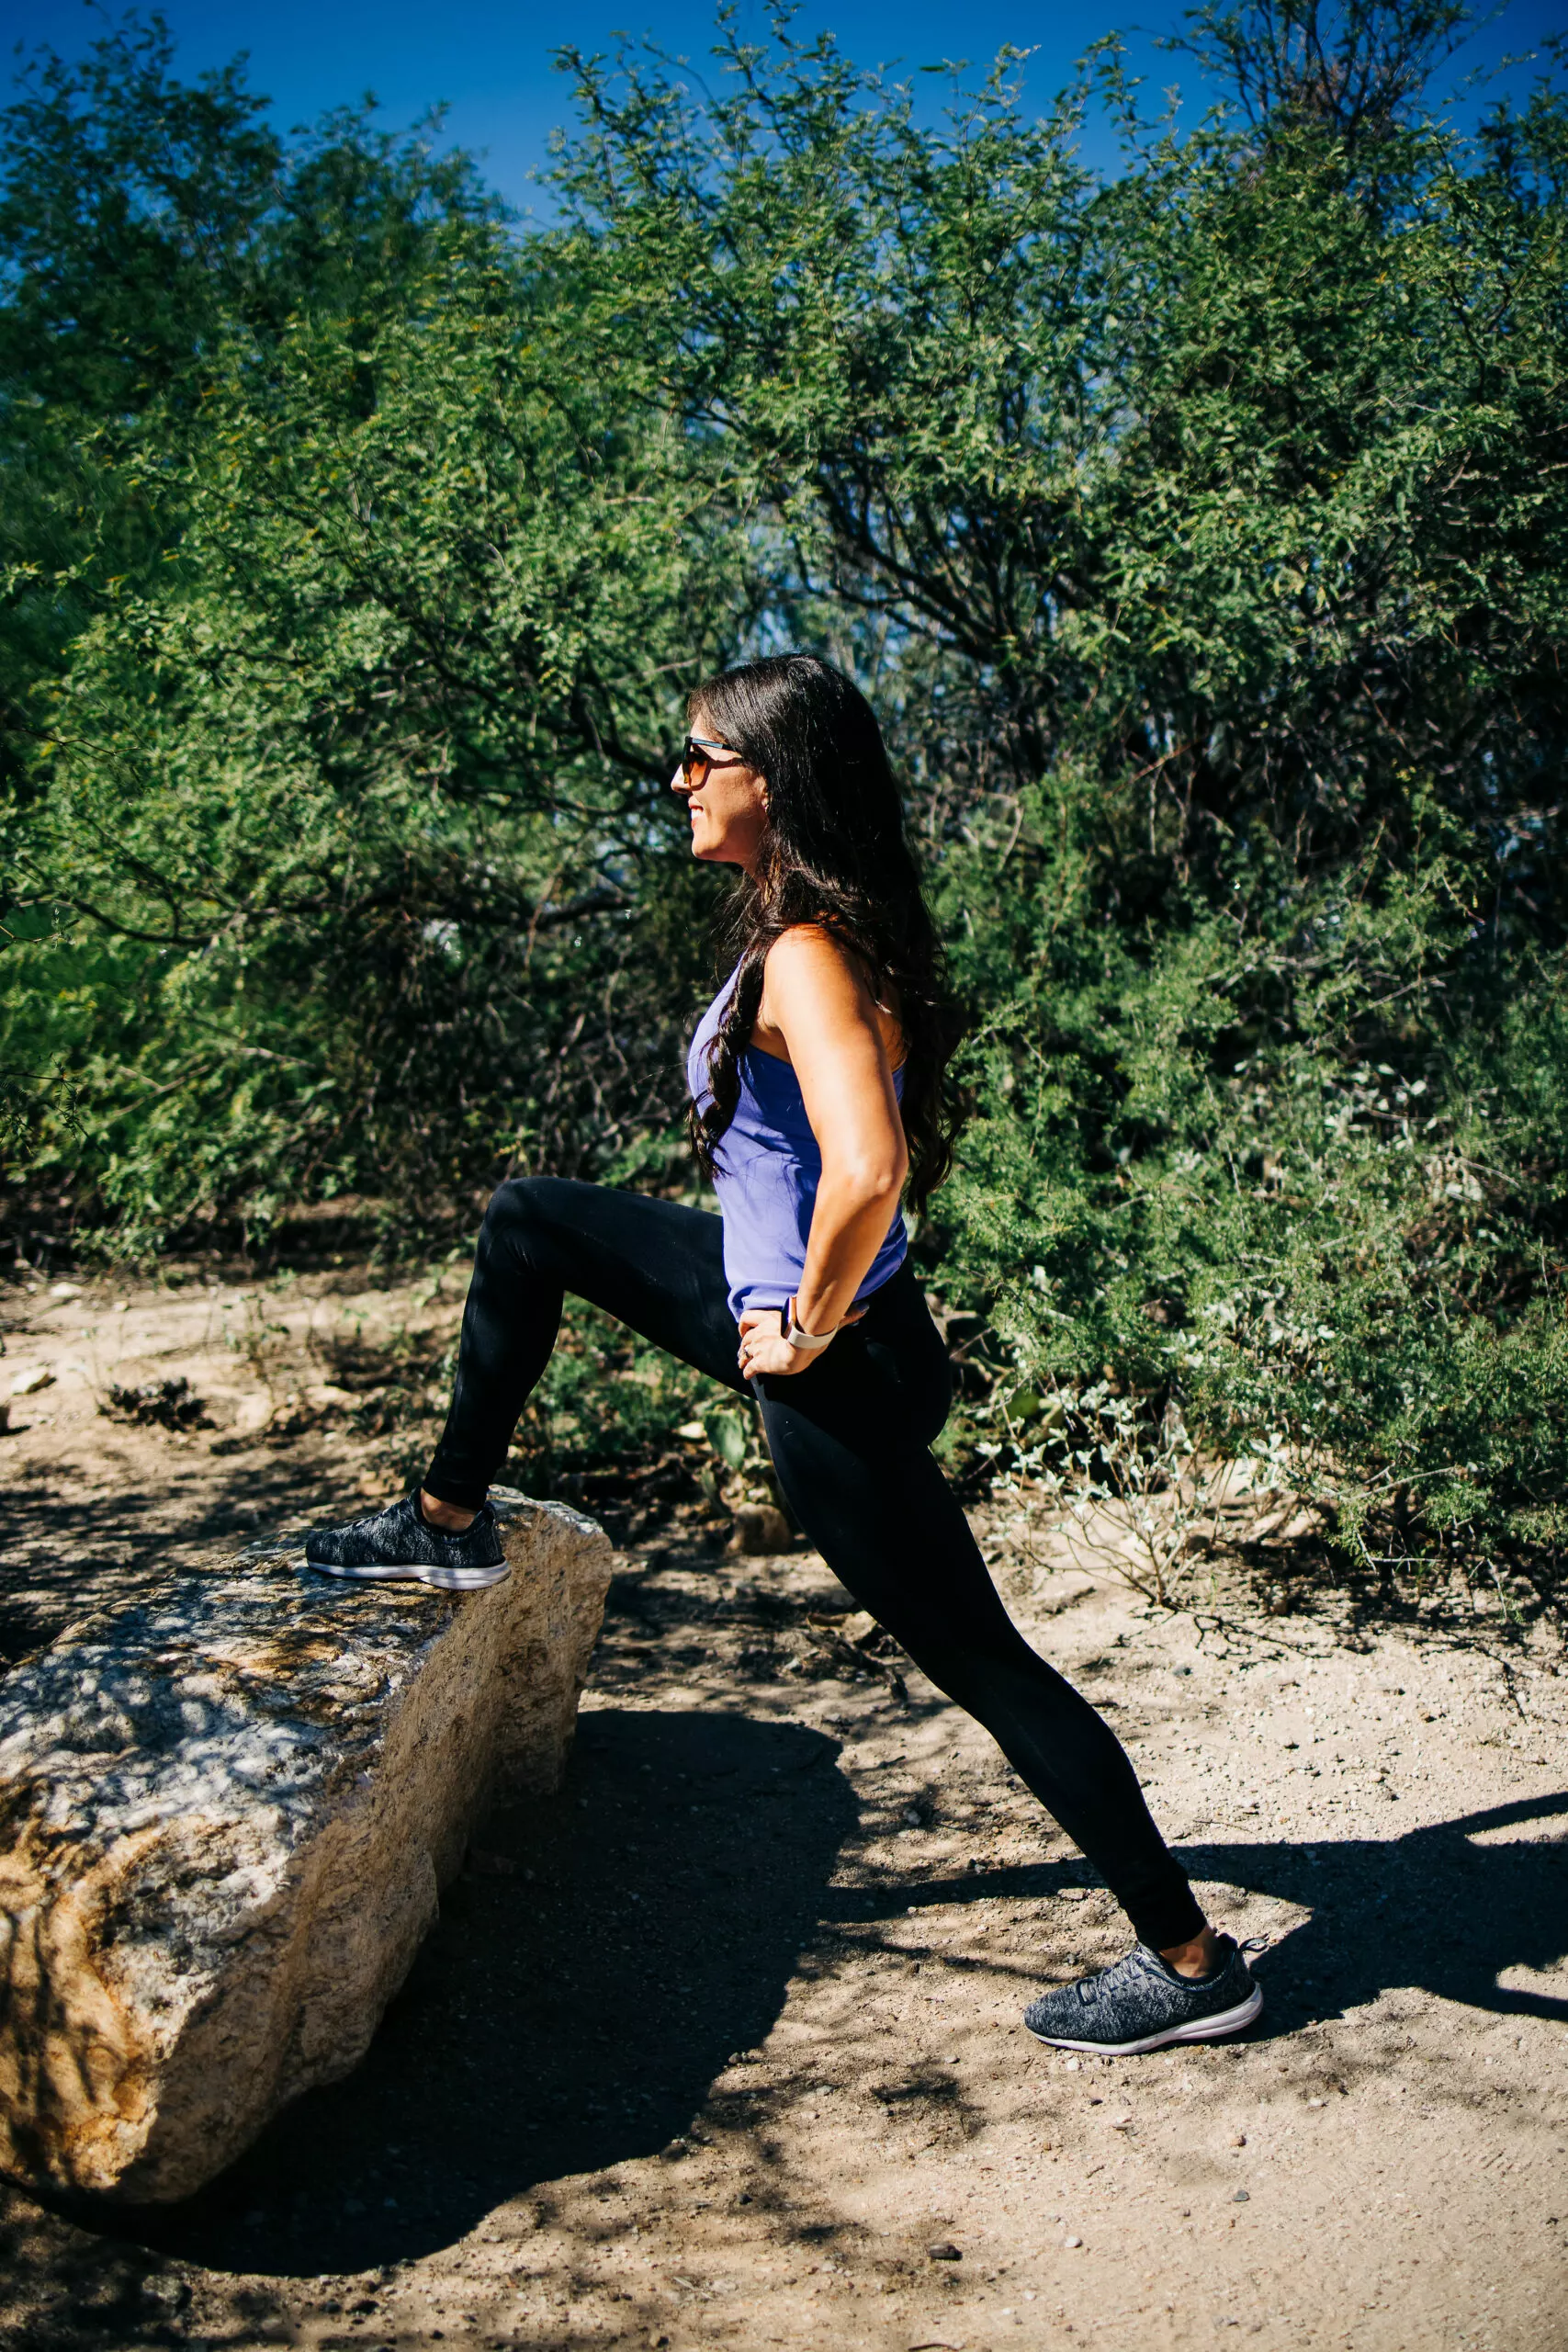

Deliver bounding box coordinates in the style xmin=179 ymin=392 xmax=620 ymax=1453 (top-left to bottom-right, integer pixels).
xmin=1 ymin=1266 xmax=1565 ymax=2352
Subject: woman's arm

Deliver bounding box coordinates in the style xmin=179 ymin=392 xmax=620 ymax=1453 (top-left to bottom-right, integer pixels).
xmin=737 ymin=925 xmax=908 ymax=1380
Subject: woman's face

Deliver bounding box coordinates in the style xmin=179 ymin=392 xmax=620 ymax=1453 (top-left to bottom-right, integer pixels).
xmin=671 ymin=707 xmax=770 ymax=872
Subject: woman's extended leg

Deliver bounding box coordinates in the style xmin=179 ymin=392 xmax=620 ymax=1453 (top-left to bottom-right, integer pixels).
xmin=423 ymin=1177 xmax=747 ymax=1510
xmin=753 ymin=1308 xmax=1205 ymax=1955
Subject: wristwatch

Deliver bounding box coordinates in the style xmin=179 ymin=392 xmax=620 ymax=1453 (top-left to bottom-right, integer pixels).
xmin=784 ymin=1295 xmax=838 ymax=1353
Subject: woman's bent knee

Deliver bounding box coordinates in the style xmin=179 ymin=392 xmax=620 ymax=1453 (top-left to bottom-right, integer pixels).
xmin=479 ymin=1174 xmax=564 ymax=1263
xmin=489 ymin=1174 xmax=547 ymax=1224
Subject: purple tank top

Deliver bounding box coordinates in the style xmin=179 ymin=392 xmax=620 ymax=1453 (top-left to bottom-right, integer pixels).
xmin=686 ymin=964 xmax=908 ymax=1323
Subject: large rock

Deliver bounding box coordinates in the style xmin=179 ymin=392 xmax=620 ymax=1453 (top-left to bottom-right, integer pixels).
xmin=0 ymin=1489 xmax=612 ymax=2203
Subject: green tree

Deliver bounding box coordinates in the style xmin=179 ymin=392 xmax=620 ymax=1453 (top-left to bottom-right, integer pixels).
xmin=6 ymin=239 xmax=752 ymax=1237
xmin=0 ymin=13 xmax=503 ymax=784
xmin=0 ymin=18 xmax=753 ymax=1238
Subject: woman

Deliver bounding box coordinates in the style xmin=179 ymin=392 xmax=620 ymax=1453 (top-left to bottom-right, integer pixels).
xmin=305 ymin=653 xmax=1261 ymax=2058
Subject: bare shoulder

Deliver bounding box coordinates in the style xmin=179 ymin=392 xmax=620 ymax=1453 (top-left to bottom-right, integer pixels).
xmin=762 ymin=923 xmax=861 ymax=993
xmin=758 ymin=924 xmax=903 ymax=1061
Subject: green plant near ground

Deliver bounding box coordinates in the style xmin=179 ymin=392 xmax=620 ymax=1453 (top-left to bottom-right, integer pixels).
xmin=501 ymin=1297 xmax=761 ymax=1529
xmin=974 ymin=1374 xmax=1219 ymax=1609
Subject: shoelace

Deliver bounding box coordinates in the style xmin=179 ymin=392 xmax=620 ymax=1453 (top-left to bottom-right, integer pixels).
xmin=1080 ymin=1948 xmax=1147 ymax=2006
xmin=1069 ymin=1937 xmax=1265 ymax=2012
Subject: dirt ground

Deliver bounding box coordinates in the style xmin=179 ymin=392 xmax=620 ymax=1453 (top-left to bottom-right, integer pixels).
xmin=1 ymin=1263 xmax=1565 ymax=2352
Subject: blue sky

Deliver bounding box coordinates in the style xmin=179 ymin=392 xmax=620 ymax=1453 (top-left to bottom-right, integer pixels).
xmin=3 ymin=0 xmax=1559 ymax=216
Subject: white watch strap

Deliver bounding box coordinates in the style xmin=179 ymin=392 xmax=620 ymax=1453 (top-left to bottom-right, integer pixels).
xmin=785 ymin=1297 xmax=838 ymax=1352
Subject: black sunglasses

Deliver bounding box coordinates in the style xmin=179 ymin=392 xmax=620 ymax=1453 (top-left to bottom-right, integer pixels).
xmin=680 ymin=734 xmax=747 ymax=790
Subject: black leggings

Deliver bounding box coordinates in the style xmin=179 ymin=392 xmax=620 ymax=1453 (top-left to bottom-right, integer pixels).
xmin=425 ymin=1178 xmax=1202 ymax=1950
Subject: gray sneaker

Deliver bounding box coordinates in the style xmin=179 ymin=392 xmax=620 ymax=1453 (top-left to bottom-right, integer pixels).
xmin=304 ymin=1492 xmax=508 ymax=1591
xmin=1023 ymin=1935 xmax=1263 ymax=2055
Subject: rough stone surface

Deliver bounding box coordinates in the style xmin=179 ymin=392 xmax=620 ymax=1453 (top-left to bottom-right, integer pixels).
xmin=0 ymin=1489 xmax=612 ymax=2204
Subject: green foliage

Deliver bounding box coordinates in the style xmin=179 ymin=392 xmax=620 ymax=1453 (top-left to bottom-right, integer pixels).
xmin=939 ymin=771 xmax=1568 ymax=1569
xmin=1 ymin=28 xmax=750 ymax=1242
xmin=514 ymin=1302 xmax=715 ymax=1477
xmin=3 ymin=2 xmax=1566 ymax=1583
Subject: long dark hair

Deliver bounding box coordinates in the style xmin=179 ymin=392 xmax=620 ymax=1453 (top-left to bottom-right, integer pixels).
xmin=685 ymin=653 xmax=964 ymax=1212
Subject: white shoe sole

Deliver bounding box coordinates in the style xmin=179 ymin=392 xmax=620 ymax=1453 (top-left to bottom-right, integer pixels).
xmin=1025 ymin=1984 xmax=1263 ymax=2056
xmin=306 ymin=1556 xmax=509 ymax=1592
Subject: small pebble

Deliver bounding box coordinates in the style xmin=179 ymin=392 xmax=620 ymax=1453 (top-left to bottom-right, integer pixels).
xmin=1306 ymin=2097 xmax=1325 ymax=2109
xmin=928 ymin=2241 xmax=963 ymax=2262
xmin=8 ymin=1365 xmax=53 ymax=1396
xmin=1231 ymin=2132 xmax=1247 ymax=2146
xmin=1233 ymin=2189 xmax=1250 ymax=2203
xmin=1111 ymin=2114 xmax=1134 ymax=2130
xmin=1064 ymin=2234 xmax=1083 ymax=2249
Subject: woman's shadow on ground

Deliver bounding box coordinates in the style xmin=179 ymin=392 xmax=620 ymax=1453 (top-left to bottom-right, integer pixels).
xmin=108 ymin=1704 xmax=859 ymax=2278
xmin=1188 ymin=1792 xmax=1568 ymax=2033
xmin=896 ymin=1790 xmax=1568 ymax=2040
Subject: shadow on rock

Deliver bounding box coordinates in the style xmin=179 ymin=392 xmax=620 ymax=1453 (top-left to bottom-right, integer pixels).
xmin=0 ymin=1454 xmax=351 ymax=1672
xmin=90 ymin=1705 xmax=855 ymax=2278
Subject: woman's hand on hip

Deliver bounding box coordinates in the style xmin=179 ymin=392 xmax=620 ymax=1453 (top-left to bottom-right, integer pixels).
xmin=738 ymin=1302 xmax=863 ymax=1380
xmin=737 ymin=1309 xmax=807 ymax=1380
